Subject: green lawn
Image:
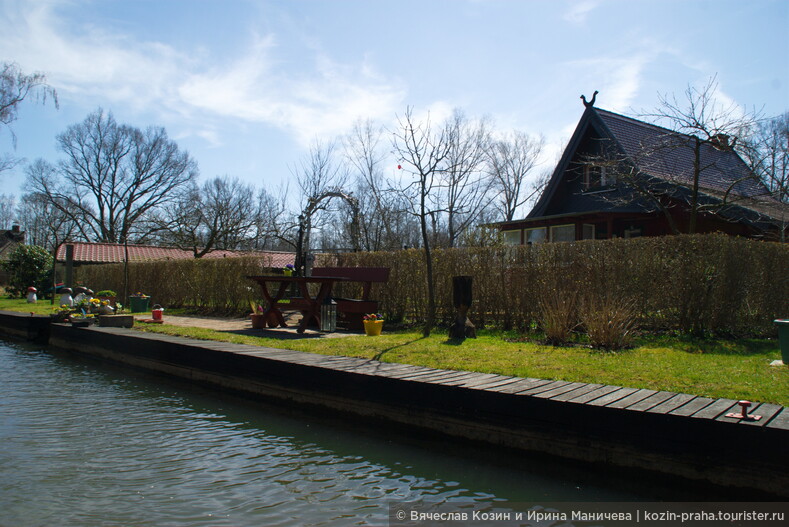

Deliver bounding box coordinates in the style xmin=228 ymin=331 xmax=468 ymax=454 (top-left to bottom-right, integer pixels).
xmin=130 ymin=322 xmax=787 ymax=407
xmin=0 ymin=297 xmax=165 ymax=315
xmin=2 ymin=297 xmax=786 ymax=406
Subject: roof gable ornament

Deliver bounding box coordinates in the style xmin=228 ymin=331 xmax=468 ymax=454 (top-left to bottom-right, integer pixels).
xmin=580 ymin=90 xmax=599 ymax=108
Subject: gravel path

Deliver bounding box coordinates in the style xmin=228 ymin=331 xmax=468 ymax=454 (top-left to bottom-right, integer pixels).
xmin=139 ymin=313 xmax=358 ymax=339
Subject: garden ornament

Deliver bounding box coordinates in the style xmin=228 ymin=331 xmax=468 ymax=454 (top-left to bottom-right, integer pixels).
xmin=59 ymin=287 xmax=74 ymax=307
xmin=73 ymin=287 xmax=87 ymax=304
xmin=26 ymin=287 xmax=37 ymax=304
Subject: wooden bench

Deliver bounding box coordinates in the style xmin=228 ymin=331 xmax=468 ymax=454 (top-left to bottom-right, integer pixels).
xmin=311 ymin=267 xmax=390 ymax=330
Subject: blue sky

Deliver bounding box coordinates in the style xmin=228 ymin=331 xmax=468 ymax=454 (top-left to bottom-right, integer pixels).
xmin=1 ymin=0 xmax=787 ymax=214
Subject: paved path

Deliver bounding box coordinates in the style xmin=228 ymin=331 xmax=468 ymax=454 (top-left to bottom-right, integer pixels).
xmin=139 ymin=313 xmax=359 ymax=339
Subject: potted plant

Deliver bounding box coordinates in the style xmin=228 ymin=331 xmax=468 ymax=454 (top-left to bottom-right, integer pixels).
xmin=129 ymin=292 xmax=150 ymax=313
xmin=363 ymin=313 xmax=384 ymax=336
xmin=50 ymin=304 xmax=72 ymax=323
xmin=96 ymin=290 xmax=117 ymax=307
xmin=283 ymin=264 xmax=295 ymax=276
xmin=69 ymin=313 xmax=94 ymax=327
xmin=249 ymin=302 xmax=266 ymax=329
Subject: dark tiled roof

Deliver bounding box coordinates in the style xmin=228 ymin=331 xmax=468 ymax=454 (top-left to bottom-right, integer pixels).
xmin=0 ymin=229 xmax=25 ymax=259
xmin=595 ymin=108 xmax=774 ymax=201
xmin=55 ymin=242 xmax=294 ymax=267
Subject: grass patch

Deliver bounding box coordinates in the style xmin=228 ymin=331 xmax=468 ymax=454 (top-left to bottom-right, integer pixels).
xmin=2 ymin=298 xmax=785 ymax=405
xmin=130 ymin=323 xmax=788 ymax=406
xmin=0 ymin=297 xmax=64 ymax=315
xmin=0 ymin=297 xmax=188 ymax=315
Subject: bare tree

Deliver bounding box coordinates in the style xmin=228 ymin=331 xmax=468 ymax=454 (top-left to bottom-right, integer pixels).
xmin=0 ymin=194 xmax=15 ymax=228
xmin=391 ymin=107 xmax=452 ymax=336
xmin=486 ymin=130 xmax=545 ymax=221
xmin=343 ymin=119 xmax=419 ymax=251
xmin=742 ymin=112 xmax=789 ymax=240
xmin=441 ymin=109 xmax=493 ymax=247
xmin=157 ymin=176 xmax=258 ymax=257
xmin=639 ymin=76 xmax=763 ymax=233
xmin=292 ymin=139 xmax=360 ymax=271
xmin=17 ymin=191 xmax=79 ymax=303
xmin=244 ymin=186 xmax=294 ymax=251
xmin=25 ymin=108 xmax=198 ymax=243
xmin=1 ymin=62 xmax=58 ymax=175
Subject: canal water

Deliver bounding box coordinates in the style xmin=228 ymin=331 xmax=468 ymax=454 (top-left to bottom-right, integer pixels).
xmin=0 ymin=339 xmax=726 ymax=526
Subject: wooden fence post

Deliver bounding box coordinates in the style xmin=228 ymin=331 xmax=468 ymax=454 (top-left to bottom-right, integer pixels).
xmin=450 ymin=275 xmax=476 ymax=339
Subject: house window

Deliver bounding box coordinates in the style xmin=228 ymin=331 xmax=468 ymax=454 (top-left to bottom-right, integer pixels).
xmin=582 ymin=224 xmax=595 ymax=240
xmin=583 ymin=165 xmax=613 ymax=190
xmin=550 ymin=224 xmax=575 ymax=243
xmin=502 ymin=230 xmax=521 ymax=245
xmin=624 ymin=226 xmax=642 ymax=239
xmin=525 ymin=227 xmax=546 ymax=244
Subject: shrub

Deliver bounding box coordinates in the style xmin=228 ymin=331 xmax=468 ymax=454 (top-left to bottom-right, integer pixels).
xmin=95 ymin=290 xmax=116 ymax=297
xmin=537 ymin=286 xmax=579 ymax=345
xmin=580 ymin=292 xmax=638 ymax=350
xmin=2 ymin=245 xmax=52 ymax=297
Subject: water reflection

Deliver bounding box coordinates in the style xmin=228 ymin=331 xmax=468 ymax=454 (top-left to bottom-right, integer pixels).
xmin=0 ymin=340 xmax=721 ymax=526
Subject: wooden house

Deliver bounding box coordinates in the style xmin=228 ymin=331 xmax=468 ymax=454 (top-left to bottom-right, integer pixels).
xmin=496 ymin=104 xmax=787 ymax=243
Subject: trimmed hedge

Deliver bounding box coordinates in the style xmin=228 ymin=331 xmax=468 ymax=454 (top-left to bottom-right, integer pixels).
xmin=74 ymin=235 xmax=789 ymax=337
xmin=74 ymin=257 xmax=265 ymax=313
xmin=326 ymin=234 xmax=788 ymax=337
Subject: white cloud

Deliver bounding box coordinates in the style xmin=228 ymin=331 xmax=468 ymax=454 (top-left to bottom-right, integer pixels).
xmin=560 ymin=54 xmax=648 ymax=112
xmin=563 ymin=0 xmax=599 ymax=25
xmin=0 ymin=0 xmax=407 ymax=147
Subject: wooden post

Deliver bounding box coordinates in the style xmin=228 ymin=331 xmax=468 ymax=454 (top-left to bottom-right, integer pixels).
xmin=64 ymin=244 xmax=74 ymax=289
xmin=449 ymin=276 xmax=476 ymax=339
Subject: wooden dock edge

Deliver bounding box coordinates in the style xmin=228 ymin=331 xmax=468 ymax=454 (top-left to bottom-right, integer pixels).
xmin=1 ymin=311 xmax=787 ymax=497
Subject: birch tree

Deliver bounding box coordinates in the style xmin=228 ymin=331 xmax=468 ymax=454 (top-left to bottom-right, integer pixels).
xmin=391 ymin=107 xmax=452 ymax=336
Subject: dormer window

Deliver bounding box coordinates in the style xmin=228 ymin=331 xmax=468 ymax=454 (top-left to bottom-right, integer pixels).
xmin=583 ymin=164 xmax=614 ymax=190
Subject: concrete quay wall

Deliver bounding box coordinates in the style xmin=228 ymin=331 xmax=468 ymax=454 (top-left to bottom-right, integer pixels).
xmin=1 ymin=311 xmax=787 ymax=497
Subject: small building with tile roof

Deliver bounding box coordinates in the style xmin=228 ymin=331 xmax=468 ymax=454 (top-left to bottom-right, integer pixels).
xmin=55 ymin=242 xmax=295 ymax=268
xmin=495 ymin=105 xmax=788 ymax=243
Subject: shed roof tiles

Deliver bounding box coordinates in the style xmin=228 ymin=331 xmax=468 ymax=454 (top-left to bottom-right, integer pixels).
xmin=55 ymin=242 xmax=294 ymax=267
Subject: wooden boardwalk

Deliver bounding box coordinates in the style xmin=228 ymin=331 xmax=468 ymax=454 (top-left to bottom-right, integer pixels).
xmin=191 ymin=334 xmax=789 ymax=432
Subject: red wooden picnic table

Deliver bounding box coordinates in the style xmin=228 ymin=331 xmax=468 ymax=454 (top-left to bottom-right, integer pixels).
xmin=247 ymin=275 xmax=348 ymax=334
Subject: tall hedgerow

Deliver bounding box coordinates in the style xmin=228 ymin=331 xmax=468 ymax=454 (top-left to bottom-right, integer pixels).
xmin=73 ymin=234 xmax=789 ymax=337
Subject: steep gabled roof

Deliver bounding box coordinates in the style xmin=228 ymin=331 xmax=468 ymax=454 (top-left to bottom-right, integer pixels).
xmin=0 ymin=228 xmax=25 ymax=259
xmin=529 ymin=106 xmax=783 ymax=222
xmin=55 ymin=242 xmax=294 ymax=267
xmin=595 ymin=109 xmax=771 ymax=200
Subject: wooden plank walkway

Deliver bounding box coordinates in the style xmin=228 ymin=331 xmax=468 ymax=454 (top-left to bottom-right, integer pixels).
xmin=75 ymin=325 xmax=788 ymax=432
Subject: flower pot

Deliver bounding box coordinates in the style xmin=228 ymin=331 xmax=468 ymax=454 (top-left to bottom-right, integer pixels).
xmin=129 ymin=296 xmax=149 ymax=313
xmin=363 ymin=320 xmax=383 ymax=336
xmin=250 ymin=313 xmax=267 ymax=329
